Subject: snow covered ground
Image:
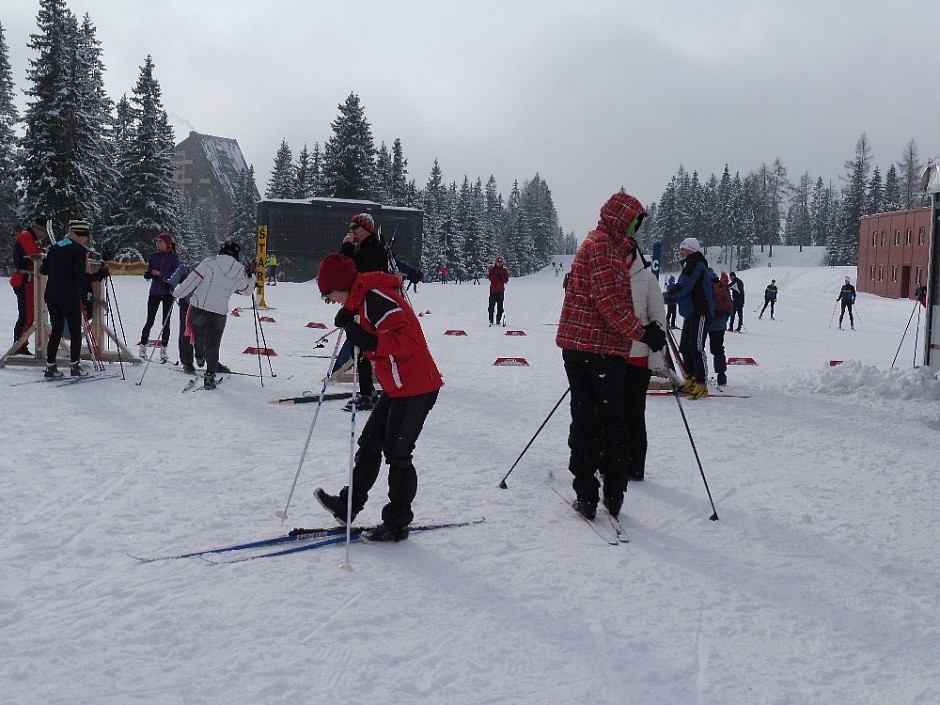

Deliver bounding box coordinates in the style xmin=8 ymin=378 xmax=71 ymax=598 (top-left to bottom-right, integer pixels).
xmin=2 ymin=247 xmax=939 ymax=705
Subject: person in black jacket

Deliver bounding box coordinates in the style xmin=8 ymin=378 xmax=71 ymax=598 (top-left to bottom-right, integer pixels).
xmin=727 ymin=271 xmax=745 ymax=332
xmin=339 ymin=213 xmax=390 ymax=411
xmin=40 ymin=219 xmax=92 ymax=378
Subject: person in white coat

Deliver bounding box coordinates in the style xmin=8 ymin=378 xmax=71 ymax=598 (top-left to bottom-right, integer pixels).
xmin=170 ymin=240 xmax=254 ymax=389
xmin=621 ymin=240 xmax=668 ymax=481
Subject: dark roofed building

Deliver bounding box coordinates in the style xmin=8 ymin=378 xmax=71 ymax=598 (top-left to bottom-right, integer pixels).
xmin=172 ymin=131 xmax=260 ymax=243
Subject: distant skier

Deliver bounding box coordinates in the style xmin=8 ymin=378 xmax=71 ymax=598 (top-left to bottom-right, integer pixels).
xmin=727 ymin=271 xmax=745 ymax=331
xmin=664 ymin=275 xmax=678 ymax=329
xmin=487 ymin=256 xmax=509 ymax=326
xmin=837 ymin=276 xmax=857 ymax=330
xmin=759 ymin=279 xmax=777 ymax=320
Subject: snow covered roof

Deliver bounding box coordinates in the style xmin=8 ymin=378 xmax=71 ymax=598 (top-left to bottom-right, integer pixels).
xmin=921 ymin=156 xmax=940 ymax=194
xmin=178 ymin=131 xmax=260 ymax=208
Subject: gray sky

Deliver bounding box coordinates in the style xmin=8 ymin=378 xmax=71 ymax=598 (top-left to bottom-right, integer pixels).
xmin=4 ymin=1 xmax=939 ymax=236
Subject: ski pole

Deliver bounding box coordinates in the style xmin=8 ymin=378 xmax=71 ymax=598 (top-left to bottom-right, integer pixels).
xmin=664 ymin=338 xmax=718 ymax=521
xmin=103 ymin=280 xmax=126 ymax=379
xmin=828 ymin=301 xmax=838 ymax=328
xmin=249 ymin=294 xmax=265 ymax=386
xmin=312 ymin=327 xmax=340 ymax=349
xmin=340 ymin=345 xmax=360 ymax=571
xmin=135 ymin=305 xmax=175 ymax=386
xmin=890 ymin=300 xmax=920 ymax=368
xmin=253 ymin=296 xmax=276 ymax=378
xmin=275 ymin=331 xmax=345 ymax=523
xmin=498 ymin=387 xmax=570 ymax=489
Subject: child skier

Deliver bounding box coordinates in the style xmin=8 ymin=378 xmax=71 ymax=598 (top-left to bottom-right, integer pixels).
xmin=314 ymin=253 xmax=444 ymax=542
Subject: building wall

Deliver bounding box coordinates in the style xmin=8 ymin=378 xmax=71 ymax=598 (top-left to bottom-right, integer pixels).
xmin=857 ymin=208 xmax=931 ymax=299
xmin=172 ymin=132 xmax=242 ymax=243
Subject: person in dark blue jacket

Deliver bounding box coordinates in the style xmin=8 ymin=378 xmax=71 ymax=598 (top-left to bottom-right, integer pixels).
xmin=837 ymin=277 xmax=857 ymax=330
xmin=759 ymin=280 xmax=778 ymax=319
xmin=40 ymin=220 xmax=92 ymax=378
xmin=665 ymin=237 xmax=713 ymax=400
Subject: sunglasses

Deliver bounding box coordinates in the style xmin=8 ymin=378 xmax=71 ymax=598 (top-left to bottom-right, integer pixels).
xmin=322 ymin=292 xmax=333 ymax=303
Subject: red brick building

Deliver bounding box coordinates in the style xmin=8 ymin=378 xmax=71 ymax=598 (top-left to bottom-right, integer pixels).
xmin=856 ymin=207 xmax=930 ymax=299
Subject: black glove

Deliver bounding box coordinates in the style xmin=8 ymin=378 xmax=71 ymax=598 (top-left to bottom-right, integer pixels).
xmin=165 ymin=281 xmax=175 ymax=295
xmin=144 ymin=271 xmax=153 ymax=280
xmin=344 ymin=322 xmax=378 ymax=352
xmin=639 ymin=321 xmax=666 ymax=352
xmin=334 ymin=307 xmax=355 ymax=328
xmin=98 ymin=266 xmax=109 ymax=279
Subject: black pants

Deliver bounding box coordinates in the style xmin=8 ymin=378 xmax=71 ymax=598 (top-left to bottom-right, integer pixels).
xmin=338 ymin=389 xmax=439 ymax=527
xmin=666 ymin=302 xmax=677 ymax=328
xmin=46 ymin=301 xmax=83 ymax=364
xmin=709 ymin=329 xmax=727 ymax=380
xmin=759 ymin=299 xmax=775 ymax=318
xmin=839 ymin=302 xmax=854 ymax=326
xmin=562 ymin=349 xmax=628 ymax=505
xmin=622 ymin=364 xmax=652 ymax=480
xmin=488 ymin=292 xmax=505 ymax=324
xmin=188 ymin=306 xmax=227 ymax=375
xmin=13 ymin=283 xmax=30 ymax=346
xmin=728 ymin=302 xmax=743 ymax=330
xmin=679 ymin=314 xmax=710 ymax=383
xmin=140 ymin=294 xmax=174 ymax=346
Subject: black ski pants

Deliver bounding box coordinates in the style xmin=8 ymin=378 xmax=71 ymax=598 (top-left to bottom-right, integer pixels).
xmin=177 ymin=298 xmax=194 ymax=368
xmin=139 ymin=293 xmax=174 ymax=347
xmin=488 ymin=292 xmax=505 ymax=324
xmin=679 ymin=313 xmax=710 ymax=383
xmin=622 ymin=364 xmax=652 ymax=481
xmin=839 ymin=301 xmax=854 ymax=326
xmin=562 ymin=349 xmax=629 ymax=505
xmin=188 ymin=306 xmax=227 ymax=376
xmin=341 ymin=389 xmax=439 ymax=528
xmin=46 ymin=301 xmax=83 ymax=364
xmin=728 ymin=300 xmax=744 ymax=330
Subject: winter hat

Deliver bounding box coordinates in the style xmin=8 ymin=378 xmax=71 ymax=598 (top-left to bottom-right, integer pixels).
xmin=598 ymin=192 xmax=645 ymax=236
xmin=679 ymin=237 xmax=701 ymax=253
xmin=31 ymin=216 xmax=48 ymax=230
xmin=219 ymin=240 xmax=241 ymax=261
xmin=156 ymin=232 xmax=174 ymax=250
xmin=68 ymin=219 xmax=90 ymax=235
xmin=351 ymin=213 xmax=375 ymax=234
xmin=667 ymin=275 xmax=675 ymax=285
xmin=317 ymin=253 xmax=359 ymax=294
xmin=495 ymin=256 xmax=503 ymax=265
xmin=845 ymin=276 xmax=851 ymax=284
xmin=729 ymin=271 xmax=736 ymax=278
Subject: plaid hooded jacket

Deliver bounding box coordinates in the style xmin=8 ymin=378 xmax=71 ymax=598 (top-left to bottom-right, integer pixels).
xmin=555 ymin=192 xmax=646 ymax=358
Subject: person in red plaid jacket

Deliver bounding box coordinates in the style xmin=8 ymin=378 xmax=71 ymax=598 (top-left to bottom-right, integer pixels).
xmin=555 ymin=191 xmax=666 ymax=521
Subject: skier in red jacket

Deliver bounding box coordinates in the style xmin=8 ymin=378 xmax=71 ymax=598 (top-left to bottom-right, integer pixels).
xmin=314 ymin=253 xmax=444 ymax=543
xmin=487 ymin=256 xmax=510 ymax=326
xmin=9 ymin=216 xmax=48 ymax=355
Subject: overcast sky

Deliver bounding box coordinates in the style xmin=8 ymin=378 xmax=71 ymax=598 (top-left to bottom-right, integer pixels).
xmin=4 ymin=1 xmax=939 ymax=236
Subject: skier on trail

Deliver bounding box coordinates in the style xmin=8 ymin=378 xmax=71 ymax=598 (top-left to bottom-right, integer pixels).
xmin=487 ymin=256 xmax=510 ymax=326
xmin=837 ymin=276 xmax=857 ymax=330
xmin=556 ymin=191 xmax=666 ymax=521
xmin=665 ymin=237 xmax=713 ymax=400
xmin=136 ymin=232 xmax=180 ymax=362
xmin=727 ymin=271 xmax=745 ymax=331
xmin=40 ymin=219 xmax=93 ymax=378
xmin=170 ymin=240 xmax=254 ymax=390
xmin=664 ymin=275 xmax=678 ymax=329
xmin=759 ymin=279 xmax=778 ymax=320
xmin=314 ymin=253 xmax=443 ymax=543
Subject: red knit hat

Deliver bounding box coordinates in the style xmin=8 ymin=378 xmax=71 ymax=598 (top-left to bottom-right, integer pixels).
xmin=317 ymin=254 xmax=358 ymax=294
xmin=351 ymin=213 xmax=375 ymax=234
xmin=156 ymin=232 xmax=174 ymax=250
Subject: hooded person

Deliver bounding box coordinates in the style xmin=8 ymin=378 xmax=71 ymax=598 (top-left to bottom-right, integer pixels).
xmin=314 ymin=253 xmax=444 ymax=543
xmin=487 ymin=255 xmax=510 ymax=326
xmin=556 ymin=191 xmax=666 ymax=521
xmin=665 ymin=236 xmax=713 ymax=399
xmin=170 ymin=240 xmax=254 ymax=388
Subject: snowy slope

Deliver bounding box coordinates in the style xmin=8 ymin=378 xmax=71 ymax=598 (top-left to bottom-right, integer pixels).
xmin=2 ymin=256 xmax=939 ymax=705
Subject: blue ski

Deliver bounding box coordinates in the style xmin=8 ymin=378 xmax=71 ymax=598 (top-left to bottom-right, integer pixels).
xmin=205 ymin=517 xmax=486 ymax=563
xmin=130 ymin=525 xmax=350 ymax=562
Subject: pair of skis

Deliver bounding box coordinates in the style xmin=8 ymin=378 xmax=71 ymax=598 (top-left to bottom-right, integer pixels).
xmin=131 ymin=517 xmax=486 ymax=564
xmin=549 ymin=485 xmax=628 ymax=545
xmin=268 ymin=391 xmax=353 ymax=405
xmin=182 ymin=375 xmax=224 ymax=392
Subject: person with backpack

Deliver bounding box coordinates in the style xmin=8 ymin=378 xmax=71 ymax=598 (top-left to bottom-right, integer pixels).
xmin=759 ymin=279 xmax=778 ymax=320
xmin=837 ymin=276 xmax=857 ymax=330
xmin=708 ymin=272 xmax=730 ymax=387
xmin=727 ymin=271 xmax=745 ymax=331
xmin=665 ymin=237 xmax=713 ymax=400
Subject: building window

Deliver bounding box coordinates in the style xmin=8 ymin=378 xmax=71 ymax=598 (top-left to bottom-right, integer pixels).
xmin=907 ymin=228 xmax=913 ymax=245
xmin=881 ymin=230 xmax=887 ymax=247
xmin=916 ymin=267 xmax=923 ymax=284
xmin=919 ymin=227 xmax=926 ymax=245
xmin=872 ymin=231 xmax=878 ymax=246
xmin=878 ymin=265 xmax=884 ymax=281
xmin=870 ymin=265 xmax=876 ymax=280
xmin=894 ymin=229 xmax=901 ymax=245
xmin=892 ymin=265 xmax=898 ymax=282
